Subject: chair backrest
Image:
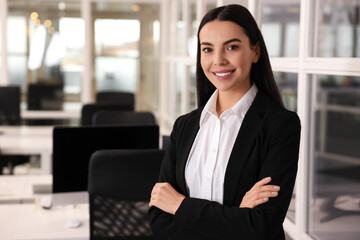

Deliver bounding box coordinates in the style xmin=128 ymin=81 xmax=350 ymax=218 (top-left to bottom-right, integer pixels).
xmin=27 ymin=83 xmax=64 ymax=110
xmin=81 ymin=103 xmax=134 ymax=125
xmin=88 ymin=149 xmax=165 ymax=240
xmin=0 ymin=86 xmax=20 ymax=125
xmin=92 ymin=111 xmax=156 ymax=126
xmin=96 ymin=91 xmax=134 ymax=107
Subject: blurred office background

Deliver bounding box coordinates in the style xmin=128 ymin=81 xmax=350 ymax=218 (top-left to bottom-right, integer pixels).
xmin=0 ymin=0 xmax=359 ymax=239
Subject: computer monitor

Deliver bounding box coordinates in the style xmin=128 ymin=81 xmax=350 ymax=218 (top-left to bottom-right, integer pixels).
xmin=52 ymin=125 xmax=159 ymax=205
xmin=0 ymin=86 xmax=20 ymax=125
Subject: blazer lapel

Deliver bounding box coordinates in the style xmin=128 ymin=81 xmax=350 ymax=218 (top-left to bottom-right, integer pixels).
xmin=176 ymin=108 xmax=203 ymax=196
xmin=223 ymin=92 xmax=269 ymax=205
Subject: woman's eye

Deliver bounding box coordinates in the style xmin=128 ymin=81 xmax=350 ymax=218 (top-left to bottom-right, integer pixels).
xmin=202 ymin=48 xmax=212 ymax=53
xmin=227 ymin=45 xmax=239 ymax=51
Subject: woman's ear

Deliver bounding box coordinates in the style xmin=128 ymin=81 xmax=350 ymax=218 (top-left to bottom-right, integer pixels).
xmin=252 ymin=42 xmax=261 ymax=63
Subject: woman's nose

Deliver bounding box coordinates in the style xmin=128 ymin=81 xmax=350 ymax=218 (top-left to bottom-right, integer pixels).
xmin=214 ymin=51 xmax=228 ymax=66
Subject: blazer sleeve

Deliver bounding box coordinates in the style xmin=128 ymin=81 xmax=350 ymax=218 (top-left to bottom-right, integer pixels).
xmin=149 ymin=111 xmax=301 ymax=240
xmin=148 ymin=116 xmax=189 ymax=239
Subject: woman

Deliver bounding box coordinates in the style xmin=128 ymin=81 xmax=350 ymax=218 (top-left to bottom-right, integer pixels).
xmin=148 ymin=4 xmax=301 ymax=240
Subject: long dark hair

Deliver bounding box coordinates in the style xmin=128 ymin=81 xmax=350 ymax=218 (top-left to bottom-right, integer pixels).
xmin=196 ymin=4 xmax=283 ymax=107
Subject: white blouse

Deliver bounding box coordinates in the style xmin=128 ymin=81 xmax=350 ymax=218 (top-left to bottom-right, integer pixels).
xmin=185 ymin=84 xmax=258 ymax=204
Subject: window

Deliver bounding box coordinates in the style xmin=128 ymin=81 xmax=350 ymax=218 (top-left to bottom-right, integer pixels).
xmin=8 ymin=0 xmax=83 ymax=111
xmin=92 ymin=2 xmax=160 ymax=112
xmin=260 ymin=0 xmax=300 ymax=57
xmin=313 ymin=0 xmax=360 ymax=58
xmin=259 ymin=1 xmax=360 ymax=239
xmin=94 ymin=19 xmax=140 ymax=92
xmin=309 ymin=74 xmax=360 ymax=240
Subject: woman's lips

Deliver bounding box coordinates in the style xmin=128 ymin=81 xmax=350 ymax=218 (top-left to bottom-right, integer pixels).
xmin=212 ymin=70 xmax=235 ymax=80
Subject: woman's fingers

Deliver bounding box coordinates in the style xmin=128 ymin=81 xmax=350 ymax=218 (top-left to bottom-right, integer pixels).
xmin=149 ymin=182 xmax=185 ymax=215
xmin=253 ymin=197 xmax=269 ymax=206
xmin=256 ymin=185 xmax=280 ymax=195
xmin=239 ymin=177 xmax=280 ymax=208
xmin=255 ymin=189 xmax=279 ymax=199
xmin=149 ymin=183 xmax=166 ymax=207
xmin=253 ymin=176 xmax=272 ymax=187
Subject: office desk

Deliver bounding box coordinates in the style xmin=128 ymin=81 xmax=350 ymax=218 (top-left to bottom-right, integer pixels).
xmin=0 ymin=175 xmax=26 ymax=204
xmin=21 ymin=110 xmax=80 ymax=120
xmin=0 ymin=126 xmax=53 ymax=174
xmin=0 ymin=203 xmax=89 ymax=240
xmin=0 ymin=175 xmax=52 ymax=204
xmin=0 ymin=174 xmax=88 ymax=239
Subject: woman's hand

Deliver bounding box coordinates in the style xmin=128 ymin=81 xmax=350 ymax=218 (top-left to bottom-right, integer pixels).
xmin=149 ymin=182 xmax=185 ymax=215
xmin=239 ymin=177 xmax=280 ymax=209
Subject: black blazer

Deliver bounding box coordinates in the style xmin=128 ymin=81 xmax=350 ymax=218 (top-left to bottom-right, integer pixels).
xmin=148 ymin=92 xmax=301 ymax=240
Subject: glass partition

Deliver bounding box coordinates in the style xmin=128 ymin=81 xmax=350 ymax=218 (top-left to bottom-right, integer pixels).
xmin=0 ymin=2 xmax=2 ymax=84
xmin=176 ymin=1 xmax=185 ymax=55
xmin=7 ymin=16 xmax=26 ymax=89
xmin=8 ymin=0 xmax=83 ymax=111
xmin=313 ymin=0 xmax=360 ymax=58
xmin=309 ymin=74 xmax=360 ymax=239
xmin=274 ymin=72 xmax=298 ymax=112
xmin=176 ymin=63 xmax=185 ymax=116
xmin=189 ymin=65 xmax=196 ymax=111
xmin=189 ymin=1 xmax=197 ymax=58
xmin=167 ymin=62 xmax=176 ymax=119
xmin=94 ymin=18 xmax=140 ymax=92
xmin=274 ymin=71 xmax=298 ymax=223
xmin=92 ymin=2 xmax=160 ymax=112
xmin=173 ymin=0 xmax=198 ymax=57
xmin=260 ymin=1 xmax=300 ymax=57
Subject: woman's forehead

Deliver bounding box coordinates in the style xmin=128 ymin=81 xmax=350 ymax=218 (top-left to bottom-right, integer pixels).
xmin=199 ymin=20 xmax=249 ymax=43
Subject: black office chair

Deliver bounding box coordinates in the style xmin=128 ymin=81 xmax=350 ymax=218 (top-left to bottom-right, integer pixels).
xmin=81 ymin=103 xmax=134 ymax=126
xmin=88 ymin=149 xmax=165 ymax=240
xmin=0 ymin=86 xmax=29 ymax=174
xmin=92 ymin=111 xmax=156 ymax=126
xmin=96 ymin=91 xmax=135 ymax=108
xmin=0 ymin=86 xmax=21 ymax=125
xmin=27 ymin=83 xmax=64 ymax=111
xmin=26 ymin=82 xmax=65 ymax=125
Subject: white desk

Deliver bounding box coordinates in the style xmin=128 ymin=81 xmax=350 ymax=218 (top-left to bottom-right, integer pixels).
xmin=0 ymin=175 xmax=52 ymax=204
xmin=0 ymin=126 xmax=53 ymax=174
xmin=0 ymin=175 xmax=26 ymax=204
xmin=0 ymin=203 xmax=89 ymax=240
xmin=21 ymin=110 xmax=80 ymax=120
xmin=0 ymin=174 xmax=88 ymax=240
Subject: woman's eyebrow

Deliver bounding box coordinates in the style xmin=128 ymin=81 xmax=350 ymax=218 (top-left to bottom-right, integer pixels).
xmin=200 ymin=41 xmax=213 ymax=46
xmin=223 ymin=38 xmax=242 ymax=45
xmin=200 ymin=38 xmax=242 ymax=46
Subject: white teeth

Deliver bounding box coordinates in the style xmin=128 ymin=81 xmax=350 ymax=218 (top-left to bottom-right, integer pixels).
xmin=215 ymin=72 xmax=232 ymax=77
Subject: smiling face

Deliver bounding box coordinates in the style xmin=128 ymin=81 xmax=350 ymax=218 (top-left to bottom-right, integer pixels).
xmin=199 ymin=20 xmax=260 ymax=99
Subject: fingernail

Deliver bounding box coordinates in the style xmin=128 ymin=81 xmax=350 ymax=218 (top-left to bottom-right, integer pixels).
xmin=264 ymin=198 xmax=269 ymax=201
xmin=265 ymin=177 xmax=271 ymax=181
xmin=271 ymin=192 xmax=278 ymax=195
xmin=274 ymin=186 xmax=280 ymax=190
